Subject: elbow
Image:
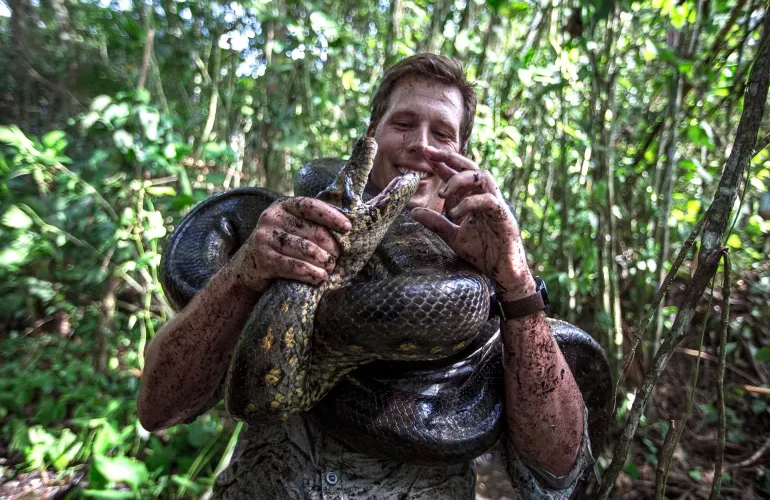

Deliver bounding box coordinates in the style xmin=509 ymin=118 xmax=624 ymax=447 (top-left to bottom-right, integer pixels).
xmin=137 ymin=383 xmax=175 ymax=432
xmin=137 ymin=392 xmax=162 ymax=432
xmin=137 ymin=398 xmax=180 ymax=432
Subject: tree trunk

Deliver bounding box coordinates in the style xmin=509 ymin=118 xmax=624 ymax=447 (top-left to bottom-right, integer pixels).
xmin=137 ymin=28 xmax=156 ymax=90
xmin=94 ymin=275 xmax=120 ymax=374
xmin=194 ymin=43 xmax=222 ymax=162
xmin=8 ymin=0 xmax=31 ymax=124
xmin=384 ymin=0 xmax=402 ymax=68
xmin=652 ymin=65 xmax=684 ymax=358
xmin=424 ymin=0 xmax=448 ymax=54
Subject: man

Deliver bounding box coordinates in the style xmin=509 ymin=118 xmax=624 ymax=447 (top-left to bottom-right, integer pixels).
xmin=138 ymin=54 xmax=592 ymax=499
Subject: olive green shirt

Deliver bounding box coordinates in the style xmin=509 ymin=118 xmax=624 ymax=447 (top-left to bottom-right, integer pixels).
xmin=211 ymin=408 xmax=593 ymax=499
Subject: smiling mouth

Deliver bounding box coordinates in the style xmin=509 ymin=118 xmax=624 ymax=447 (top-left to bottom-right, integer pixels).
xmin=396 ymin=166 xmax=430 ymax=180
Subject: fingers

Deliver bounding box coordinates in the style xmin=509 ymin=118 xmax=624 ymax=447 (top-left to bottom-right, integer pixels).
xmin=424 ymin=146 xmax=478 ymax=183
xmin=411 ymin=207 xmax=458 ymax=247
xmin=261 ymin=203 xmax=341 ymax=258
xmin=262 ymin=247 xmax=329 ymax=285
xmin=240 ymin=197 xmax=349 ymax=287
xmin=282 ymin=197 xmax=352 ymax=233
xmin=427 ymin=160 xmax=458 ymax=184
xmin=424 ymin=146 xmax=478 ymax=171
xmin=439 ymin=169 xmax=498 ymax=202
xmin=265 ymin=229 xmax=336 ymax=273
xmin=275 ymin=210 xmax=340 ymax=259
xmin=448 ymin=193 xmax=508 ymax=222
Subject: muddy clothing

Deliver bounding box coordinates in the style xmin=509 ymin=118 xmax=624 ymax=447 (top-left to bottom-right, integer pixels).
xmin=211 ymin=408 xmax=593 ymax=500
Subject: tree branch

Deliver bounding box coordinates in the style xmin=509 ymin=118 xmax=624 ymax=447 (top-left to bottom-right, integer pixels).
xmin=709 ymin=251 xmax=731 ymax=500
xmin=595 ymin=11 xmax=770 ymax=499
xmin=137 ymin=28 xmax=156 ymax=90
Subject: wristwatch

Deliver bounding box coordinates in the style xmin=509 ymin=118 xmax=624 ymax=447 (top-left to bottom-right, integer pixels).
xmin=490 ymin=276 xmax=549 ymax=321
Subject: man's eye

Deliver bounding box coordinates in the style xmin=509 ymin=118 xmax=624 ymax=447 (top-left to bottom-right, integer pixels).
xmin=393 ymin=121 xmax=410 ymax=128
xmin=433 ymin=131 xmax=452 ymax=141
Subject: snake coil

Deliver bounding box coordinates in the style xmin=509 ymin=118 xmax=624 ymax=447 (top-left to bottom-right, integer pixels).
xmin=160 ymin=153 xmax=613 ymax=464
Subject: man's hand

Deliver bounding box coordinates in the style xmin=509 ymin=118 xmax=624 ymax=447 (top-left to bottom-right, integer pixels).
xmin=232 ymin=197 xmax=352 ymax=291
xmin=411 ymin=146 xmax=535 ymax=301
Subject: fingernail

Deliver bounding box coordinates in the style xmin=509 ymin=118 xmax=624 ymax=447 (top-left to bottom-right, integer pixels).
xmin=439 ymin=187 xmax=447 ymax=198
xmin=342 ymin=220 xmax=352 ymax=232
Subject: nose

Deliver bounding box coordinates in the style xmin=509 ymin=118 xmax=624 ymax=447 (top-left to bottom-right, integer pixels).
xmin=405 ymin=123 xmax=430 ymax=154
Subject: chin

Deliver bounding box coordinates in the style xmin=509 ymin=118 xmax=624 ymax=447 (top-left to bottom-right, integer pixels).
xmin=407 ymin=193 xmax=442 ymax=211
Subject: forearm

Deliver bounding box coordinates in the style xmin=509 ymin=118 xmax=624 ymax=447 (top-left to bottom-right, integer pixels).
xmin=502 ymin=309 xmax=584 ymax=476
xmin=138 ymin=256 xmax=261 ymax=431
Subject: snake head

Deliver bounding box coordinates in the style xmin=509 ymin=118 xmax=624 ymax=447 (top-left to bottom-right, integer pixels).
xmin=320 ymin=137 xmax=420 ymax=285
xmin=317 ymin=137 xmax=377 ymax=210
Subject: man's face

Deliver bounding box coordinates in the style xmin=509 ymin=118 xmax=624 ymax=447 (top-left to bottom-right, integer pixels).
xmin=367 ymin=76 xmax=464 ymax=211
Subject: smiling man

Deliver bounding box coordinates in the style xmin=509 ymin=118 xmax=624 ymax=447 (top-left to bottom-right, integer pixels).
xmin=138 ymin=54 xmax=593 ymax=499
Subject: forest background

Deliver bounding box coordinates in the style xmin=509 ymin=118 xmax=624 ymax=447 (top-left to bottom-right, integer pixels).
xmin=1 ymin=0 xmax=769 ymax=498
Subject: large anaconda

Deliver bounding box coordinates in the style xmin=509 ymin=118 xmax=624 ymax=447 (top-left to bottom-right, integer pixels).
xmin=160 ymin=139 xmax=613 ymax=464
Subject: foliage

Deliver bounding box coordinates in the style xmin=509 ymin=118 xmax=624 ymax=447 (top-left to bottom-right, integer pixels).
xmin=1 ymin=0 xmax=769 ymax=497
xmin=0 ymin=97 xmax=236 ymax=497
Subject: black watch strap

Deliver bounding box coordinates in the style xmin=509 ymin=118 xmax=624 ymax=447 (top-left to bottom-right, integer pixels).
xmin=491 ymin=276 xmax=549 ymax=321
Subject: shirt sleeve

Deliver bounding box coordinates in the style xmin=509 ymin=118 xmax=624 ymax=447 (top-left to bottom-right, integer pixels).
xmin=502 ymin=406 xmax=595 ymax=499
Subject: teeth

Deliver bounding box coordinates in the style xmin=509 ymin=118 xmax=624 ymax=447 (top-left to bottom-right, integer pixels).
xmin=396 ymin=166 xmax=430 ymax=180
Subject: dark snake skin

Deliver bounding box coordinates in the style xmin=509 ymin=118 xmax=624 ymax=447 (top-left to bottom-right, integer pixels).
xmin=160 ymin=145 xmax=614 ymax=465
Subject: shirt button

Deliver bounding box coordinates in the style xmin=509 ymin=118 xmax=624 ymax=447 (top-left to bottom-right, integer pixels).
xmin=325 ymin=471 xmax=339 ymax=485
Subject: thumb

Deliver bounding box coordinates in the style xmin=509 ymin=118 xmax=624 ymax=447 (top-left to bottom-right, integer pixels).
xmin=411 ymin=207 xmax=457 ymax=247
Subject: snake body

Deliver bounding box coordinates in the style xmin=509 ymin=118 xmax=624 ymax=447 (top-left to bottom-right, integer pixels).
xmin=160 ymin=140 xmax=613 ymax=464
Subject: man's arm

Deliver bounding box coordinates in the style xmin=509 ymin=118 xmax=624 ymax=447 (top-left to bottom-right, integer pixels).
xmin=138 ymin=258 xmax=260 ymax=431
xmin=138 ymin=197 xmax=350 ymax=431
xmin=495 ymin=259 xmax=584 ymax=476
xmin=412 ymin=146 xmax=584 ymax=477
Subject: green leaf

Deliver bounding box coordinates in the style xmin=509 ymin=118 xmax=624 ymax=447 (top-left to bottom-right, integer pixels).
xmin=642 ymin=39 xmax=658 ymax=62
xmin=341 ymin=70 xmax=357 ymax=91
xmin=92 ymin=455 xmax=149 ymax=490
xmin=92 ymin=422 xmax=121 ymax=456
xmin=171 ymin=475 xmax=204 ymax=495
xmin=755 ymin=347 xmax=770 ymax=362
xmin=0 ymin=125 xmax=34 ymax=150
xmin=517 ymin=68 xmax=533 ymax=87
xmin=145 ymin=186 xmax=176 ymax=197
xmin=163 ymin=143 xmax=177 ymax=159
xmin=91 ymin=95 xmax=113 ymax=113
xmin=0 ymin=125 xmax=21 ymax=146
xmin=113 ymin=130 xmax=134 ymax=152
xmin=591 ymin=0 xmax=614 ymax=22
xmin=309 ymin=12 xmax=338 ymax=41
xmin=688 ymin=469 xmax=703 ymax=482
xmin=80 ymin=111 xmax=101 ymax=131
xmin=42 ymin=130 xmax=68 ymax=153
xmin=485 ymin=0 xmax=504 ymax=13
xmin=2 ymin=205 xmax=33 ymax=229
xmin=138 ymin=108 xmax=160 ymax=141
xmin=103 ymin=103 xmax=131 ymax=125
xmin=134 ymin=88 xmax=151 ymax=105
xmin=81 ymin=490 xmax=136 ymax=499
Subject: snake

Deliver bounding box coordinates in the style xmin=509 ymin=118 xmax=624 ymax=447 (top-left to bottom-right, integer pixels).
xmin=160 ymin=138 xmax=613 ymax=464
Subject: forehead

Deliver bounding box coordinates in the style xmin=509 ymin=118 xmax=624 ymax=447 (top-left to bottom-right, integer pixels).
xmin=384 ymin=76 xmax=464 ymax=123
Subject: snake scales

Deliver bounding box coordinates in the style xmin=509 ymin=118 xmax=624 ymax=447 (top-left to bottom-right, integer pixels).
xmin=160 ymin=138 xmax=613 ymax=464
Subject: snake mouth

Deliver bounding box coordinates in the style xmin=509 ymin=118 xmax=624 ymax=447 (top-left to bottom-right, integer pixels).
xmin=368 ymin=171 xmax=420 ymax=209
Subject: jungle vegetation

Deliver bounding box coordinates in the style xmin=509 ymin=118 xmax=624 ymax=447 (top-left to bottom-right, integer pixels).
xmin=1 ymin=0 xmax=769 ymax=498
